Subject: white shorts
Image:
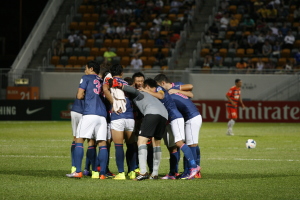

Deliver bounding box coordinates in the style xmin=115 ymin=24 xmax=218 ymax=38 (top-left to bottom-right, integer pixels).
xmin=111 ymin=119 xmax=135 ymax=132
xmin=76 ymin=115 xmax=107 ymax=141
xmin=185 ymin=114 xmax=202 ymax=145
xmin=163 ymin=118 xmax=185 ymax=147
xmin=71 ymin=111 xmax=82 ymax=137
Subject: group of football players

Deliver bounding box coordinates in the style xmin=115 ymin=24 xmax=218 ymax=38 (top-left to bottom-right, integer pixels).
xmin=66 ymin=61 xmax=202 ymax=180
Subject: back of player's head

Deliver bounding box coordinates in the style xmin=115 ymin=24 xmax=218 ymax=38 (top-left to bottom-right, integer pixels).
xmin=235 ymin=79 xmax=241 ymax=83
xmin=87 ymin=60 xmax=100 ymax=74
xmin=110 ymin=64 xmax=123 ymax=76
xmin=144 ymin=78 xmax=158 ymax=88
xmin=154 ymin=73 xmax=170 ymax=84
xmin=124 ymin=77 xmax=133 ymax=85
xmin=132 ymin=72 xmax=145 ymax=82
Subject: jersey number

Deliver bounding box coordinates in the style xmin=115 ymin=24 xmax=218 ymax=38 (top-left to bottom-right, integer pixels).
xmin=93 ymin=79 xmax=101 ymax=94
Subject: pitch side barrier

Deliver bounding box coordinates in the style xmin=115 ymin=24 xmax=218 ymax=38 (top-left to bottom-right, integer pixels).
xmin=194 ymin=100 xmax=300 ymax=123
xmin=1 ymin=100 xmax=299 ymax=122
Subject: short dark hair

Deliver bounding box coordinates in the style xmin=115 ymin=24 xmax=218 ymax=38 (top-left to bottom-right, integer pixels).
xmin=132 ymin=72 xmax=145 ymax=82
xmin=235 ymin=79 xmax=241 ymax=83
xmin=87 ymin=61 xmax=100 ymax=74
xmin=109 ymin=64 xmax=123 ymax=76
xmin=124 ymin=77 xmax=133 ymax=85
xmin=154 ymin=73 xmax=170 ymax=84
xmin=144 ymin=78 xmax=158 ymax=88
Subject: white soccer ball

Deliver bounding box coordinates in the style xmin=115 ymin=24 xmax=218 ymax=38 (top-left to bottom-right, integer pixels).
xmin=246 ymin=139 xmax=256 ymax=149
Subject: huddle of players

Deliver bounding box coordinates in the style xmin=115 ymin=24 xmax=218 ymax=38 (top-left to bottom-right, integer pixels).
xmin=66 ymin=61 xmax=202 ymax=180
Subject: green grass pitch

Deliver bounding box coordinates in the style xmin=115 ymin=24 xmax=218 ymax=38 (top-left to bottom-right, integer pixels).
xmin=0 ymin=121 xmax=299 ymax=200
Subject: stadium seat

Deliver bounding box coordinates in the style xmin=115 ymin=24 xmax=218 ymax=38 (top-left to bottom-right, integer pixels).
xmin=60 ymin=56 xmax=69 ymax=65
xmin=96 ymin=56 xmax=104 ymax=64
xmin=99 ymin=47 xmax=108 ymax=56
xmin=91 ymin=13 xmax=99 ymax=22
xmin=104 ymin=39 xmax=113 ymax=47
xmin=116 ymin=48 xmax=126 ymax=57
xmin=82 ymin=47 xmax=91 ymax=57
xmin=146 ymin=39 xmax=155 ymax=48
xmin=281 ymin=49 xmax=291 ymax=58
xmin=73 ymin=14 xmax=82 ymax=22
xmin=68 ymin=56 xmax=78 ymax=65
xmin=83 ymin=30 xmax=92 ymax=38
xmin=120 ymin=39 xmax=129 ymax=48
xmin=143 ymin=48 xmax=152 ymax=57
xmin=120 ymin=56 xmax=130 ymax=66
xmin=87 ymin=22 xmax=95 ymax=30
xmin=246 ymin=48 xmax=254 ymax=57
xmin=219 ymin=48 xmax=228 ymax=57
xmin=86 ymin=5 xmax=95 ymax=13
xmin=236 ymin=48 xmax=245 ymax=57
xmin=82 ymin=13 xmax=91 ymax=22
xmin=69 ymin=22 xmax=78 ymax=30
xmin=277 ymin=58 xmax=287 ymax=66
xmin=86 ymin=56 xmax=95 ymax=61
xmin=78 ymin=5 xmax=87 ymax=14
xmin=111 ymin=56 xmax=121 ymax=65
xmin=95 ymin=39 xmax=103 ymax=48
xmin=161 ymin=48 xmax=169 ymax=57
xmin=51 ymin=56 xmax=60 ymax=65
xmin=200 ymin=48 xmax=210 ymax=57
xmin=73 ymin=47 xmax=82 ymax=56
xmin=111 ymin=39 xmax=121 ymax=48
xmin=77 ymin=56 xmax=87 ymax=66
xmin=85 ymin=39 xmax=95 ymax=48
xmin=90 ymin=47 xmax=99 ymax=57
xmin=78 ymin=22 xmax=87 ymax=31
xmin=65 ymin=47 xmax=73 ymax=57
xmin=161 ymin=66 xmax=168 ymax=70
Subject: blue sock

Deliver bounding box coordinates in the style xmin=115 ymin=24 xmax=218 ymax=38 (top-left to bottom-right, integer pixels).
xmin=190 ymin=146 xmax=197 ymax=167
xmin=196 ymin=145 xmax=201 ymax=166
xmin=98 ymin=146 xmax=108 ymax=175
xmin=115 ymin=143 xmax=124 ymax=173
xmin=71 ymin=141 xmax=75 ymax=167
xmin=176 ymin=148 xmax=180 ymax=173
xmin=180 ymin=144 xmax=196 ymax=168
xmin=126 ymin=143 xmax=137 ymax=172
xmin=86 ymin=146 xmax=96 ymax=171
xmin=169 ymin=151 xmax=179 ymax=176
xmin=183 ymin=156 xmax=189 ymax=174
xmin=74 ymin=143 xmax=84 ymax=173
xmin=106 ymin=146 xmax=111 ymax=173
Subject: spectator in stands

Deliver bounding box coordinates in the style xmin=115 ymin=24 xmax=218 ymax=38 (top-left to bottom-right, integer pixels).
xmin=78 ymin=32 xmax=87 ymax=48
xmin=131 ymin=24 xmax=142 ymax=41
xmin=271 ymin=41 xmax=281 ymax=59
xmin=122 ymin=6 xmax=133 ymax=16
xmin=131 ymin=39 xmax=143 ymax=57
xmin=256 ymin=57 xmax=265 ymax=74
xmin=247 ymin=32 xmax=258 ymax=49
xmin=220 ymin=13 xmax=230 ymax=31
xmin=256 ymin=5 xmax=269 ymax=22
xmin=265 ymin=30 xmax=276 ymax=45
xmin=236 ymin=59 xmax=247 ymax=73
xmin=280 ymin=22 xmax=290 ymax=37
xmin=294 ymin=5 xmax=300 ymax=22
xmin=228 ymin=15 xmax=239 ymax=31
xmin=214 ymin=7 xmax=223 ymax=22
xmin=202 ymin=32 xmax=213 ymax=49
xmin=213 ymin=52 xmax=223 ymax=67
xmin=269 ymin=23 xmax=279 ymax=36
xmin=53 ymin=39 xmax=64 ymax=56
xmin=130 ymin=55 xmax=143 ymax=71
xmin=116 ymin=22 xmax=128 ymax=39
xmin=283 ymin=31 xmax=295 ymax=49
xmin=162 ymin=16 xmax=172 ymax=31
xmin=275 ymin=30 xmax=284 ymax=46
xmin=277 ymin=5 xmax=289 ymax=23
xmin=153 ymin=0 xmax=164 ymax=14
xmin=294 ymin=49 xmax=300 ymax=68
xmin=66 ymin=30 xmax=79 ymax=47
xmin=169 ymin=32 xmax=180 ymax=48
xmin=256 ymin=19 xmax=267 ymax=32
xmin=242 ymin=16 xmax=256 ymax=31
xmin=104 ymin=23 xmax=117 ymax=39
xmin=267 ymin=6 xmax=278 ymax=22
xmin=262 ymin=40 xmax=272 ymax=57
xmin=153 ymin=16 xmax=162 ymax=28
xmin=107 ymin=7 xmax=116 ymax=21
xmin=265 ymin=60 xmax=276 ymax=74
xmin=154 ymin=48 xmax=166 ymax=66
xmin=220 ymin=0 xmax=229 ymax=12
xmin=246 ymin=59 xmax=255 ymax=74
xmin=283 ymin=59 xmax=293 ymax=74
xmin=256 ymin=32 xmax=266 ymax=53
xmin=228 ymin=35 xmax=239 ymax=49
xmin=148 ymin=23 xmax=161 ymax=39
xmin=169 ymin=0 xmax=183 ymax=14
xmin=103 ymin=47 xmax=117 ymax=64
xmin=208 ymin=23 xmax=219 ymax=39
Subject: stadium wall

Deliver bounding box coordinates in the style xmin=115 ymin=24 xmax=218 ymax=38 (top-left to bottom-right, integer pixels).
xmin=1 ymin=100 xmax=299 ymax=122
xmin=40 ymin=72 xmax=296 ymax=100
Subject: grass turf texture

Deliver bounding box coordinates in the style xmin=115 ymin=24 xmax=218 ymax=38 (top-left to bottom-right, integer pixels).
xmin=0 ymin=121 xmax=299 ymax=200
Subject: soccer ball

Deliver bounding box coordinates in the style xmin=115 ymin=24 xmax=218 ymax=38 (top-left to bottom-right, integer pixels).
xmin=246 ymin=139 xmax=256 ymax=149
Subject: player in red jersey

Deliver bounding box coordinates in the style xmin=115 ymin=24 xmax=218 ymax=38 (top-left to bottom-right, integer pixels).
xmin=225 ymin=79 xmax=245 ymax=136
